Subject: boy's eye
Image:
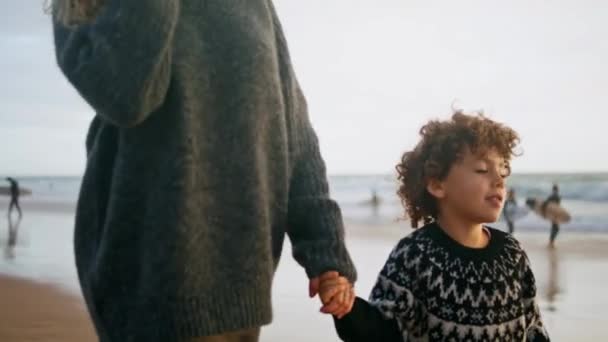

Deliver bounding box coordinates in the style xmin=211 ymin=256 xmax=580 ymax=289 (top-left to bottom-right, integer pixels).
xmin=501 ymin=165 xmax=511 ymax=177
xmin=476 ymin=169 xmax=510 ymax=178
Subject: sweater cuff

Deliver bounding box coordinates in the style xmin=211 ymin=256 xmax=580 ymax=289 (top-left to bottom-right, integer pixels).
xmin=292 ymin=239 xmax=357 ymax=282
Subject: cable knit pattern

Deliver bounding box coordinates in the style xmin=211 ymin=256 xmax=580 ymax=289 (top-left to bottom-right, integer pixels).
xmin=370 ymin=223 xmax=549 ymax=341
xmin=53 ymin=1 xmax=356 ymax=340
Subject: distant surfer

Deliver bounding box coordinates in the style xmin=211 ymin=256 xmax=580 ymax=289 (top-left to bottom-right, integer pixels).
xmin=542 ymin=184 xmax=561 ymax=248
xmin=370 ymin=189 xmax=381 ymax=207
xmin=503 ymin=188 xmax=517 ymax=234
xmin=5 ymin=177 xmax=22 ymax=221
xmin=369 ymin=189 xmax=381 ymax=217
xmin=5 ymin=177 xmax=22 ymax=247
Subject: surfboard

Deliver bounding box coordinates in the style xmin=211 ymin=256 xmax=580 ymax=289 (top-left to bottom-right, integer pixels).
xmin=525 ymin=197 xmax=571 ymax=224
xmin=0 ymin=186 xmax=32 ymax=196
xmin=501 ymin=203 xmax=529 ymax=222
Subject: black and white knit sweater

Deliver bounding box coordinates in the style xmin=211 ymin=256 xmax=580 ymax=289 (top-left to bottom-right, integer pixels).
xmin=334 ymin=223 xmax=550 ymax=341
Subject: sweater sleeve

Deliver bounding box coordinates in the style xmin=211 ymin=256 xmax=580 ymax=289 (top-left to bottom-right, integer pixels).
xmin=368 ymin=238 xmax=426 ymax=337
xmin=521 ymin=252 xmax=551 ymax=342
xmin=268 ymin=0 xmax=356 ymax=282
xmin=333 ymin=297 xmax=402 ymax=342
xmin=285 ymin=82 xmax=357 ymax=282
xmin=52 ymin=0 xmax=179 ymax=128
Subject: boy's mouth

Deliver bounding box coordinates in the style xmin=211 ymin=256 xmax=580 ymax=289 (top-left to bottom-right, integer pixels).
xmin=485 ymin=194 xmax=503 ymax=207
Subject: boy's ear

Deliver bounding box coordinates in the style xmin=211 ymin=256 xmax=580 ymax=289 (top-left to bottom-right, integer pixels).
xmin=426 ymin=178 xmax=445 ymax=199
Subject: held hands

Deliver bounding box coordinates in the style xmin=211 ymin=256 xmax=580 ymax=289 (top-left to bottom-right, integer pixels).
xmin=309 ymin=271 xmax=355 ymax=319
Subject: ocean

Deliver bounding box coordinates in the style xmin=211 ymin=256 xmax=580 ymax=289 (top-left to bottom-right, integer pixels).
xmin=5 ymin=173 xmax=608 ymax=233
xmin=331 ymin=173 xmax=608 ymax=232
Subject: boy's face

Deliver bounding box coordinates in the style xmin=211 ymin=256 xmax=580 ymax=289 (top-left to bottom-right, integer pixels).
xmin=429 ymin=148 xmax=509 ymax=224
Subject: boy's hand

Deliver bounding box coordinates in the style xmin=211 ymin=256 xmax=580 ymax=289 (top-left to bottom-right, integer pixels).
xmin=310 ymin=271 xmax=355 ymax=319
xmin=320 ymin=277 xmax=355 ymax=319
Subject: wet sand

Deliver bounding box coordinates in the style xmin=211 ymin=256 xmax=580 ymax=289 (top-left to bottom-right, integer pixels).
xmin=1 ymin=198 xmax=608 ymax=341
xmin=0 ymin=275 xmax=95 ymax=342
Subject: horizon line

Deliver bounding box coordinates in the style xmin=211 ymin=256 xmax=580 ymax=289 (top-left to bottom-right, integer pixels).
xmin=2 ymin=170 xmax=607 ymax=179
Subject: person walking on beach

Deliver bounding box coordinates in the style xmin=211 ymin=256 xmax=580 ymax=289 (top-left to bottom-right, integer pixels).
xmin=368 ymin=189 xmax=381 ymax=218
xmin=324 ymin=112 xmax=550 ymax=341
xmin=50 ymin=0 xmax=356 ymax=341
xmin=542 ymin=184 xmax=561 ymax=248
xmin=5 ymin=177 xmax=22 ymax=247
xmin=5 ymin=177 xmax=22 ymax=221
xmin=504 ymin=188 xmax=517 ymax=233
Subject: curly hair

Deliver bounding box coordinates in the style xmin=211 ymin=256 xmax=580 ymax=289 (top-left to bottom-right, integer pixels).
xmin=396 ymin=111 xmax=520 ymax=228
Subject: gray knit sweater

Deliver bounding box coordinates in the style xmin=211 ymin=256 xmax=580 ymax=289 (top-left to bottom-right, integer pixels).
xmin=53 ymin=1 xmax=357 ymax=340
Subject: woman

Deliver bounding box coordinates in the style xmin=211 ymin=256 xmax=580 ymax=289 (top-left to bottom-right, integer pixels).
xmin=49 ymin=1 xmax=357 ymax=341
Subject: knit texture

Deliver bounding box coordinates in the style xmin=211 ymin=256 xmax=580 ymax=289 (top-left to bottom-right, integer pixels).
xmin=53 ymin=0 xmax=356 ymax=340
xmin=370 ymin=223 xmax=549 ymax=341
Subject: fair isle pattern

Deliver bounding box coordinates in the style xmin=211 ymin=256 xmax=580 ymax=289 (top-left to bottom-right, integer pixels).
xmin=369 ymin=224 xmax=550 ymax=341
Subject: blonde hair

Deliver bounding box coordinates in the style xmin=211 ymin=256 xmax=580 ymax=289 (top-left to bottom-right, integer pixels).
xmin=45 ymin=0 xmax=104 ymax=26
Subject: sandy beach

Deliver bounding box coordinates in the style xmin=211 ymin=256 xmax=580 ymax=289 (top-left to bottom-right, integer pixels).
xmin=0 ymin=275 xmax=96 ymax=342
xmin=1 ymin=197 xmax=608 ymax=341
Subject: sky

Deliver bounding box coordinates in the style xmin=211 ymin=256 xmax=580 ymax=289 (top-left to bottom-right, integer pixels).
xmin=1 ymin=0 xmax=607 ymax=176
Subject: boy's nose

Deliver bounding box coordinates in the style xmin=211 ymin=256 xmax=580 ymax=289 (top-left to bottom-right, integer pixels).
xmin=493 ymin=173 xmax=505 ymax=188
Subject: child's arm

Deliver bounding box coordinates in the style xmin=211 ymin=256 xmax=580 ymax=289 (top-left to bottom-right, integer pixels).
xmin=332 ymin=297 xmax=401 ymax=342
xmin=367 ymin=238 xmax=426 ymax=334
xmin=522 ymin=253 xmax=551 ymax=342
xmin=331 ymin=238 xmax=424 ymax=341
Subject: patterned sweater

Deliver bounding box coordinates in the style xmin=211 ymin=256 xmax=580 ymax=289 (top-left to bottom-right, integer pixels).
xmin=334 ymin=223 xmax=550 ymax=341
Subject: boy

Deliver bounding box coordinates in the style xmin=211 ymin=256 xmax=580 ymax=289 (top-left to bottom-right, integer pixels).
xmin=325 ymin=112 xmax=550 ymax=341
